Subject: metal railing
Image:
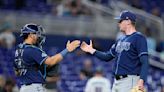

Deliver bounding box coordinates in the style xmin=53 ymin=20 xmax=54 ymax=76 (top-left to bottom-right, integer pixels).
xmin=110 ymin=0 xmax=164 ymax=40
xmin=0 ymin=11 xmax=118 ymax=39
xmin=82 ymin=0 xmax=163 ymax=40
xmin=0 ymin=0 xmax=163 ymax=40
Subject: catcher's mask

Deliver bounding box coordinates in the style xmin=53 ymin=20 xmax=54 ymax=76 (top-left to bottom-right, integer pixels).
xmin=20 ymin=23 xmax=46 ymax=47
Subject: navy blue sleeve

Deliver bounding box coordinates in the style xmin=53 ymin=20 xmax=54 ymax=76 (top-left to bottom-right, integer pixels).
xmin=136 ymin=35 xmax=149 ymax=82
xmin=109 ymin=44 xmax=117 ymax=57
xmin=93 ymin=50 xmax=114 ymax=61
xmin=29 ymin=47 xmax=48 ymax=65
xmin=136 ymin=35 xmax=148 ymax=56
xmin=139 ymin=55 xmax=149 ymax=82
xmin=93 ymin=44 xmax=116 ymax=61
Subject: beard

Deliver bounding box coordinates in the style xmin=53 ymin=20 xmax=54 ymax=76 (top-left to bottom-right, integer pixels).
xmin=120 ymin=28 xmax=125 ymax=33
xmin=119 ymin=26 xmax=127 ymax=33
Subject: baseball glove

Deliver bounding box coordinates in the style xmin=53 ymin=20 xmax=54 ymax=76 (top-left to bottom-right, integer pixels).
xmin=131 ymin=86 xmax=146 ymax=92
xmin=46 ymin=63 xmax=60 ymax=77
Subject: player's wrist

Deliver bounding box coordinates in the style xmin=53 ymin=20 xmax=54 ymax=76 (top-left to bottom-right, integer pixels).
xmin=60 ymin=48 xmax=69 ymax=57
xmin=90 ymin=48 xmax=96 ymax=54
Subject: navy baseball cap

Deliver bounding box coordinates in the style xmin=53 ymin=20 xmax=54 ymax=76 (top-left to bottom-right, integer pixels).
xmin=95 ymin=66 xmax=103 ymax=73
xmin=114 ymin=10 xmax=136 ymax=23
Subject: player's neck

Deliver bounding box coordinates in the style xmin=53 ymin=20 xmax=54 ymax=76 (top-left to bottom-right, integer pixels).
xmin=95 ymin=74 xmax=103 ymax=77
xmin=24 ymin=39 xmax=33 ymax=45
xmin=125 ymin=26 xmax=136 ymax=35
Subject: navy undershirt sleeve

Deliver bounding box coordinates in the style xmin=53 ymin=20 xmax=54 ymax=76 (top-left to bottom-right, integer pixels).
xmin=93 ymin=50 xmax=114 ymax=61
xmin=139 ymin=54 xmax=149 ymax=82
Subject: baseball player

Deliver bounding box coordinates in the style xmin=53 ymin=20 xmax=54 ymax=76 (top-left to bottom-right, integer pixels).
xmin=80 ymin=10 xmax=149 ymax=92
xmin=14 ymin=23 xmax=80 ymax=92
xmin=85 ymin=67 xmax=111 ymax=92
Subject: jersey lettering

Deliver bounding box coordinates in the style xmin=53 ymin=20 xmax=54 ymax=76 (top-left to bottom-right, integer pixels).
xmin=95 ymin=87 xmax=102 ymax=92
xmin=15 ymin=48 xmax=27 ymax=76
xmin=115 ymin=41 xmax=131 ymax=53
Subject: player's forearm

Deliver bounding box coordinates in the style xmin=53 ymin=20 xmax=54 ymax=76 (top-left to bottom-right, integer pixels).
xmin=45 ymin=49 xmax=68 ymax=66
xmin=93 ymin=50 xmax=114 ymax=61
xmin=139 ymin=55 xmax=149 ymax=82
xmin=45 ymin=54 xmax=63 ymax=66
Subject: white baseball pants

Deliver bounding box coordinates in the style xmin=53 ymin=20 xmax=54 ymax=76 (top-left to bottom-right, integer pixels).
xmin=20 ymin=84 xmax=45 ymax=92
xmin=112 ymin=75 xmax=140 ymax=92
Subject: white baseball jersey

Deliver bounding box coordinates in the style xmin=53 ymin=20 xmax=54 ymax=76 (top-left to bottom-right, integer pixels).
xmin=85 ymin=76 xmax=111 ymax=92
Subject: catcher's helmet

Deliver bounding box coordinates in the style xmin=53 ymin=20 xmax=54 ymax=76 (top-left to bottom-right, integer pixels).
xmin=20 ymin=23 xmax=46 ymax=47
xmin=20 ymin=23 xmax=44 ymax=36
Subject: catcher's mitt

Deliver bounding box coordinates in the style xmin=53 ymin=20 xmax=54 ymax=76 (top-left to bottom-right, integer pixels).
xmin=131 ymin=86 xmax=146 ymax=92
xmin=46 ymin=63 xmax=60 ymax=77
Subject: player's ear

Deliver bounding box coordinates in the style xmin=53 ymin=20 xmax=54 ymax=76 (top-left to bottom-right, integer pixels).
xmin=126 ymin=20 xmax=131 ymax=25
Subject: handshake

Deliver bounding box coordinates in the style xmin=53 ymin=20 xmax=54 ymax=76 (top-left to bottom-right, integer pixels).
xmin=66 ymin=40 xmax=96 ymax=54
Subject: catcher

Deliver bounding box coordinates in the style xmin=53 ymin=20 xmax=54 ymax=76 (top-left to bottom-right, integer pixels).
xmin=14 ymin=23 xmax=80 ymax=92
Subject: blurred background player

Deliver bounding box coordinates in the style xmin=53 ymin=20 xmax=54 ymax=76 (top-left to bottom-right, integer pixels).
xmin=14 ymin=23 xmax=80 ymax=92
xmin=81 ymin=10 xmax=149 ymax=92
xmin=0 ymin=22 xmax=15 ymax=49
xmin=80 ymin=58 xmax=94 ymax=79
xmin=85 ymin=66 xmax=111 ymax=92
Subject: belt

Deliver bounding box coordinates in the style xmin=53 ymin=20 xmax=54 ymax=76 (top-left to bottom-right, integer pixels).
xmin=115 ymin=74 xmax=139 ymax=80
xmin=23 ymin=83 xmax=44 ymax=86
xmin=24 ymin=83 xmax=32 ymax=86
xmin=115 ymin=75 xmax=128 ymax=80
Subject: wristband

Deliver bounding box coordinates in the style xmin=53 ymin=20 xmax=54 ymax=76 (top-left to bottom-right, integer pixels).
xmin=60 ymin=48 xmax=68 ymax=57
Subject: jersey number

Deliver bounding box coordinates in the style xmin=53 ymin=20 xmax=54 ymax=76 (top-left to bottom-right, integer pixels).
xmin=95 ymin=87 xmax=102 ymax=92
xmin=15 ymin=49 xmax=27 ymax=76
